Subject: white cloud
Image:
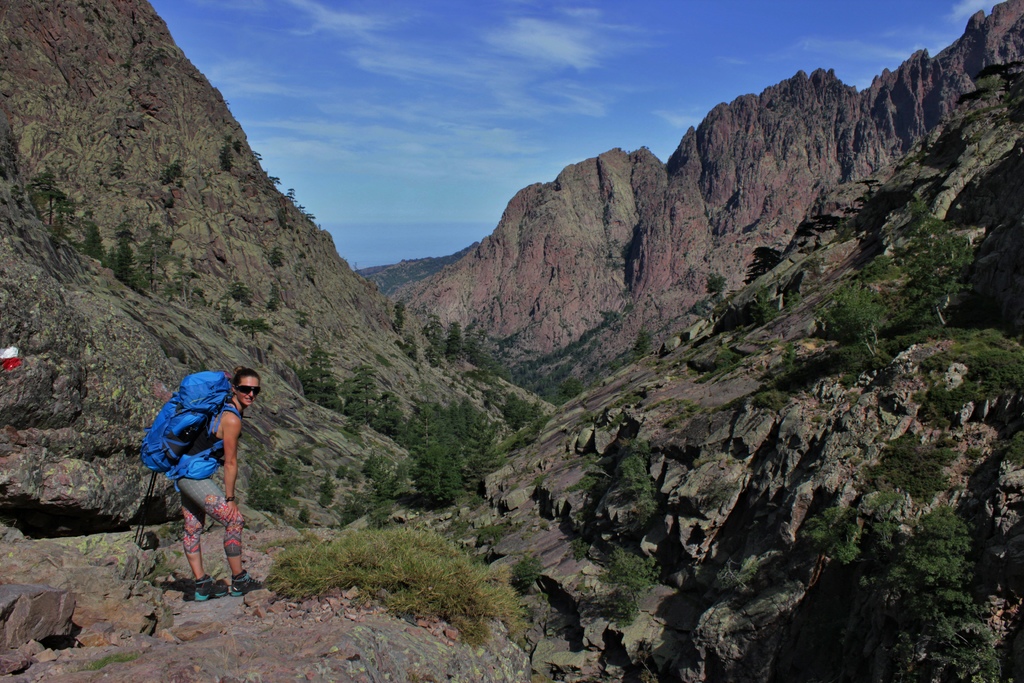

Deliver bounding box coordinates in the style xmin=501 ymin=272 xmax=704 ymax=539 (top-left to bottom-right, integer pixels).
xmin=346 ymin=38 xmax=613 ymax=120
xmin=248 ymin=113 xmax=541 ymax=172
xmin=283 ymin=0 xmax=391 ymax=37
xmin=352 ymin=46 xmax=485 ymax=88
xmin=486 ymin=17 xmax=600 ymax=70
xmin=188 ymin=0 xmax=269 ymax=9
xmin=949 ymin=0 xmax=995 ymax=23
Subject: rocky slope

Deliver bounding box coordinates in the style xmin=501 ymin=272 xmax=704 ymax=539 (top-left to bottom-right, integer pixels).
xmin=442 ymin=68 xmax=1024 ymax=681
xmin=0 ymin=523 xmax=529 ymax=682
xmin=406 ymin=0 xmax=1024 ymax=386
xmin=0 ymin=0 xmax=523 ymax=534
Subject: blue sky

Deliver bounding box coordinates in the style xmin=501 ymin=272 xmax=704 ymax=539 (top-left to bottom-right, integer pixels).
xmin=149 ymin=0 xmax=998 ymax=268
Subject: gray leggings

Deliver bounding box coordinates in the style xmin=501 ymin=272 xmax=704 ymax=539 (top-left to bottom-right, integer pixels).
xmin=179 ymin=477 xmax=243 ymax=557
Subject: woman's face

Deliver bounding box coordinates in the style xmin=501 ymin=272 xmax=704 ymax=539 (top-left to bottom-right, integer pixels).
xmin=233 ymin=376 xmax=261 ymax=409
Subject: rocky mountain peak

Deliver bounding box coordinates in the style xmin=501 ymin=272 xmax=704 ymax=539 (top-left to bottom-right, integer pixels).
xmin=405 ymin=0 xmax=1024 ymax=392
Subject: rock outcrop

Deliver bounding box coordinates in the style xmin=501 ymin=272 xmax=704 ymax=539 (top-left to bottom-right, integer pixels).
xmin=461 ymin=69 xmax=1024 ymax=681
xmin=407 ymin=0 xmax=1024 ymax=380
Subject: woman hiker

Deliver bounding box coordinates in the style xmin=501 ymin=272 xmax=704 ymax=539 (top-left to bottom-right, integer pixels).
xmin=180 ymin=366 xmax=263 ymax=600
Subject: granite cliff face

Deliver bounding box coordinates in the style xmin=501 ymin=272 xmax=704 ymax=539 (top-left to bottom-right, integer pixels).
xmin=0 ymin=0 xmax=387 ymax=346
xmin=407 ymin=0 xmax=1024 ymax=382
xmin=0 ymin=0 xmax=512 ymax=535
xmin=452 ymin=69 xmax=1024 ymax=682
xmin=412 ymin=148 xmax=666 ymax=357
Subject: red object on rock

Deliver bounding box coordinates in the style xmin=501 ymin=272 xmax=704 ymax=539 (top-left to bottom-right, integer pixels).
xmin=2 ymin=358 xmax=21 ymax=371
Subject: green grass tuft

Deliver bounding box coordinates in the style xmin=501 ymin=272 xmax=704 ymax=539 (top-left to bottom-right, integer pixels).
xmin=266 ymin=528 xmax=523 ymax=645
xmin=83 ymin=652 xmax=141 ymax=671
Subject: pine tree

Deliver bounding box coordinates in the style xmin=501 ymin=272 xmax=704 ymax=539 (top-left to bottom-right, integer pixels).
xmin=370 ymin=391 xmax=403 ymax=437
xmin=229 ymin=281 xmax=252 ymax=306
xmin=236 ymin=317 xmax=271 ymax=341
xmin=632 ymin=329 xmax=652 ymax=359
xmin=341 ymin=364 xmax=378 ymax=424
xmin=296 ymin=345 xmax=342 ymax=410
xmin=28 ymin=172 xmax=66 ymax=225
xmin=136 ymin=223 xmax=172 ymax=292
xmin=445 ymin=322 xmax=463 ymax=360
xmin=393 ymin=301 xmax=405 ymax=331
xmin=219 ymin=141 xmax=233 ymax=171
xmin=80 ymin=220 xmax=104 ymax=260
xmin=266 ymin=283 xmax=281 ymax=311
xmin=173 ymin=258 xmax=201 ymax=308
xmin=745 ymin=247 xmax=782 ymax=284
xmin=413 ymin=444 xmax=463 ymax=506
xmin=109 ymin=225 xmax=140 ymax=290
xmin=423 ymin=315 xmax=445 ymax=365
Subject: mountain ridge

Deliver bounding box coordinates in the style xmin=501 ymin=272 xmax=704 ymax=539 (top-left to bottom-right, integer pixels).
xmin=358 ymin=242 xmax=478 ymax=298
xmin=404 ymin=0 xmax=1024 ymax=391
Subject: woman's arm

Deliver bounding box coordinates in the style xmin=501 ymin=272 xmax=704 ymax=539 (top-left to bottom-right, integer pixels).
xmin=220 ymin=411 xmax=243 ymax=504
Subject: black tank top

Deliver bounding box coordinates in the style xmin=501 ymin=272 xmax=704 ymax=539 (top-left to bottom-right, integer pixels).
xmin=185 ymin=405 xmax=241 ymax=463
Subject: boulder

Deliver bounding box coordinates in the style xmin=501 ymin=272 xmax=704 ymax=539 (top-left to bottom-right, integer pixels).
xmin=0 ymin=585 xmax=75 ymax=650
xmin=0 ymin=649 xmax=33 ymax=676
xmin=594 ymin=427 xmax=616 ymax=455
xmin=0 ymin=532 xmax=169 ymax=635
xmin=576 ymin=426 xmax=595 ymax=453
xmin=499 ymin=486 xmax=533 ymax=513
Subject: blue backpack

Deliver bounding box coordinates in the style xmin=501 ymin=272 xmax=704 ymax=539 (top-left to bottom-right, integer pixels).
xmin=140 ymin=371 xmax=238 ymax=481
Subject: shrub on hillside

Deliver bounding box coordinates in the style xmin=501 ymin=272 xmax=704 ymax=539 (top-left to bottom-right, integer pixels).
xmin=617 ymin=441 xmax=657 ymax=532
xmin=267 ymin=528 xmax=523 ymax=644
xmin=511 ymin=555 xmax=543 ymax=595
xmin=1003 ymin=431 xmax=1024 ymax=467
xmin=886 ymin=507 xmax=997 ymax=681
xmin=917 ymin=329 xmax=1024 ymax=427
xmin=803 ymin=505 xmax=862 ymax=564
xmin=600 ymin=547 xmax=658 ymax=625
xmin=870 ymin=435 xmax=955 ymax=502
xmin=819 ymin=283 xmax=886 ymax=352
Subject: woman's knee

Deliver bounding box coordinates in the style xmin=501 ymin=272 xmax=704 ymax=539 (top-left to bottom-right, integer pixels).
xmin=183 ymin=515 xmax=203 ymax=554
xmin=226 ymin=509 xmax=244 ymax=532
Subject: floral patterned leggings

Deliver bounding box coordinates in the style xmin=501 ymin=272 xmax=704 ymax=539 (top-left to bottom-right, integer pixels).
xmin=179 ymin=477 xmax=243 ymax=558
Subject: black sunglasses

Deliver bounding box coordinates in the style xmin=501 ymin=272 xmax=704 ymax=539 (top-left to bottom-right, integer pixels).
xmin=235 ymin=385 xmax=261 ymax=396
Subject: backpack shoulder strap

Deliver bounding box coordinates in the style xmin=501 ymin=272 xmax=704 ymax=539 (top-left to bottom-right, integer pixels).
xmin=209 ymin=403 xmax=242 ymax=436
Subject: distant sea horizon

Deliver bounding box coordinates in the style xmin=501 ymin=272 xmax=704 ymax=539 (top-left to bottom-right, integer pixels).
xmin=322 ymin=221 xmax=493 ymax=270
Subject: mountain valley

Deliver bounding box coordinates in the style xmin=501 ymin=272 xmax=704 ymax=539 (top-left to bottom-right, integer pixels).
xmin=3 ymin=1 xmax=1024 ymax=682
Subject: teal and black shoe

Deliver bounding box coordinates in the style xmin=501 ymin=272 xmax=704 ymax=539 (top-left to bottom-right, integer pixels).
xmin=229 ymin=571 xmax=262 ymax=597
xmin=194 ymin=574 xmax=227 ymax=601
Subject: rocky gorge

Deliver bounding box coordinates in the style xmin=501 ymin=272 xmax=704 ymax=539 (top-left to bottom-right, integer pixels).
xmin=4 ymin=0 xmax=1024 ymax=681
xmin=465 ymin=63 xmax=1024 ymax=681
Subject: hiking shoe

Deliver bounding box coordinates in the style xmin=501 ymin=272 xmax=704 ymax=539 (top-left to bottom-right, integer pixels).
xmin=194 ymin=575 xmax=227 ymax=601
xmin=230 ymin=571 xmax=262 ymax=597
